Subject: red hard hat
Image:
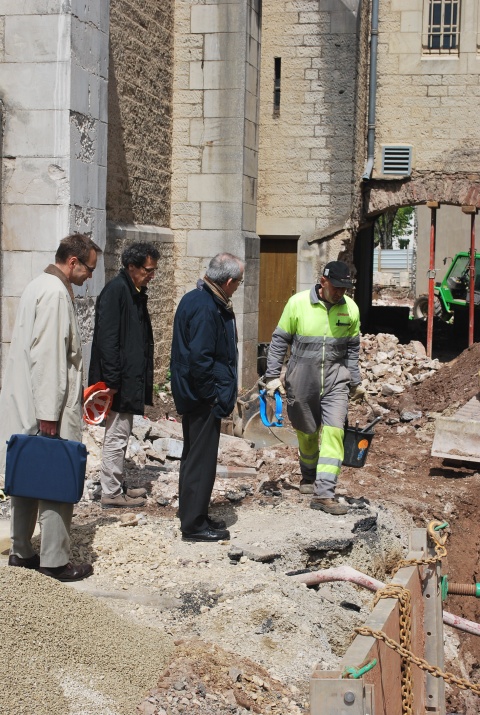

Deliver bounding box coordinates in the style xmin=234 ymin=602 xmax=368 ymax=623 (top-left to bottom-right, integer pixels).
xmin=83 ymin=382 xmax=113 ymax=425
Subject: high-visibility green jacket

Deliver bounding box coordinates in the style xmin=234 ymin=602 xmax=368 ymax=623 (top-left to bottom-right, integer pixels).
xmin=265 ymin=285 xmax=361 ymax=433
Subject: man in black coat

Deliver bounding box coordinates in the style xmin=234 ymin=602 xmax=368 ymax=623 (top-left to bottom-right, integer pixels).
xmin=89 ymin=242 xmax=160 ymax=508
xmin=171 ymin=253 xmax=244 ymax=542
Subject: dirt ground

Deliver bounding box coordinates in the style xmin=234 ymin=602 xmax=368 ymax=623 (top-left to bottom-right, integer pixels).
xmin=3 ymin=317 xmax=480 ymax=714
xmin=140 ymin=337 xmax=480 ymax=715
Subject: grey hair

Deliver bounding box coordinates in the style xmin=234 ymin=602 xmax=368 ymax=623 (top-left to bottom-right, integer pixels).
xmin=206 ymin=253 xmax=244 ymax=285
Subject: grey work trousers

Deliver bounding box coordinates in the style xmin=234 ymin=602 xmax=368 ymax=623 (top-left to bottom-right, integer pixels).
xmin=100 ymin=410 xmax=133 ymax=497
xmin=10 ymin=496 xmax=73 ymax=568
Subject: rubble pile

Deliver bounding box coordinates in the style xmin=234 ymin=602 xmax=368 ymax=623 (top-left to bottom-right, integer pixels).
xmin=82 ymin=331 xmax=445 ymax=502
xmin=360 ymin=333 xmax=440 ymax=398
xmin=83 ymin=417 xmax=264 ymax=506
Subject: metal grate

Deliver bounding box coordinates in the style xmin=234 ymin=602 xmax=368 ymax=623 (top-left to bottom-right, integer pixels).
xmin=381 ymin=146 xmax=412 ymax=176
xmin=425 ymin=0 xmax=460 ymax=54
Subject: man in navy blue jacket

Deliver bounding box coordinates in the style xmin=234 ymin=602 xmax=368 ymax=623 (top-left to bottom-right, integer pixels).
xmin=171 ymin=253 xmax=244 ymax=542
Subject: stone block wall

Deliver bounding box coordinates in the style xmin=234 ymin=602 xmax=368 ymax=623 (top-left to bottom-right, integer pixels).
xmin=107 ymin=0 xmax=174 ymax=227
xmin=0 ymin=0 xmax=109 ymax=378
xmin=374 ymin=0 xmax=480 ymax=176
xmin=257 ymin=0 xmax=361 ymax=289
xmin=171 ymin=0 xmax=262 ymax=389
xmin=107 ymin=0 xmax=175 ymax=380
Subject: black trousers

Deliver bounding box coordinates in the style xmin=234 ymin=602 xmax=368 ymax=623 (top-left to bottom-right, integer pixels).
xmin=178 ymin=404 xmax=221 ymax=534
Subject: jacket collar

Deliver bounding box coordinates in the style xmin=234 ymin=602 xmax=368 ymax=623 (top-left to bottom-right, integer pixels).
xmin=44 ymin=264 xmax=74 ymax=301
xmin=120 ymin=267 xmax=148 ymax=298
xmin=311 ymin=284 xmax=346 ymax=307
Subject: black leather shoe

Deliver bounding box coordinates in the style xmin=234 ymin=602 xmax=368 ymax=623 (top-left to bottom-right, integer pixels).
xmin=8 ymin=553 xmax=40 ymax=570
xmin=38 ymin=562 xmax=93 ymax=581
xmin=182 ymin=527 xmax=230 ymax=542
xmin=207 ymin=515 xmax=227 ymax=530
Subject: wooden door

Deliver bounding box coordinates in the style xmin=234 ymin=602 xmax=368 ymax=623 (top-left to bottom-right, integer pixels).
xmin=258 ymin=237 xmax=298 ymax=343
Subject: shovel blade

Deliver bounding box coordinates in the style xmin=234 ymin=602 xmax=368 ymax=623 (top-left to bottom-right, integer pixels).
xmin=243 ymin=412 xmax=298 ymax=449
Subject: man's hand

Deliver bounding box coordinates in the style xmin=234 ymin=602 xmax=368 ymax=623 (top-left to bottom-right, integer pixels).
xmin=265 ymin=378 xmax=286 ymax=397
xmin=39 ymin=420 xmax=58 ymax=436
xmin=349 ymin=384 xmax=366 ymax=404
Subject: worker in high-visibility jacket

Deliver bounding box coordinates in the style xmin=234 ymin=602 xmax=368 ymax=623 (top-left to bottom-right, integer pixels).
xmin=264 ymin=261 xmax=365 ymax=515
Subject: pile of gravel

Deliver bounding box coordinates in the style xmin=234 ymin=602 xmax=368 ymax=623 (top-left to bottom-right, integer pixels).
xmin=1 ymin=568 xmax=173 ymax=715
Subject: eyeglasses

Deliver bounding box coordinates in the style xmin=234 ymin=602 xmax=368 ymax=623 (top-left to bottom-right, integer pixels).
xmin=141 ymin=265 xmax=157 ymax=275
xmin=78 ymin=258 xmax=95 ymax=274
xmin=236 ymin=278 xmax=244 ymax=285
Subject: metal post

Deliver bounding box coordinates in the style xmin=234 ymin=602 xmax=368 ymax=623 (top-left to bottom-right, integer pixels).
xmin=426 ymin=202 xmax=439 ymax=358
xmin=462 ymin=206 xmax=477 ymax=347
xmin=469 ymin=213 xmax=475 ymax=346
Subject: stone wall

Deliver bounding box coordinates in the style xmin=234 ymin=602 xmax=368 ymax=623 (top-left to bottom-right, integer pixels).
xmin=257 ymin=0 xmax=361 ymax=289
xmin=170 ymin=0 xmax=262 ymax=389
xmin=373 ymin=0 xmax=480 ymax=178
xmin=0 ymin=0 xmax=109 ymax=378
xmin=107 ymin=0 xmax=175 ymax=381
xmin=107 ymin=0 xmax=174 ymax=226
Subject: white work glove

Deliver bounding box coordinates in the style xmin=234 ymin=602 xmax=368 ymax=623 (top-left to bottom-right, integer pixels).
xmin=349 ymin=383 xmax=366 ymax=404
xmin=265 ymin=378 xmax=286 ymax=397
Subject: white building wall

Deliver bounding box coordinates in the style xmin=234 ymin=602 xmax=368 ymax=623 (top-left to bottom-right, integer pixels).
xmin=0 ymin=0 xmax=109 ymax=375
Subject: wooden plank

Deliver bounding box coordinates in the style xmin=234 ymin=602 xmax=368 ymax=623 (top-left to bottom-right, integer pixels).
xmin=310 ymin=539 xmax=429 ymax=715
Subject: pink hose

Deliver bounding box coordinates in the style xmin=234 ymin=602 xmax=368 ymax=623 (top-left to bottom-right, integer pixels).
xmin=292 ymin=565 xmax=480 ymax=637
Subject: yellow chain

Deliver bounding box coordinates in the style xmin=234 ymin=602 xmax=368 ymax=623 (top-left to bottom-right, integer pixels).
xmin=374 ymin=585 xmax=414 ymax=714
xmin=391 ymin=520 xmax=448 ymax=577
xmin=355 ymin=625 xmax=480 ymax=695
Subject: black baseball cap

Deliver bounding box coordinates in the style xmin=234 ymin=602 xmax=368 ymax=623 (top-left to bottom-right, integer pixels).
xmin=322 ymin=261 xmax=354 ymax=288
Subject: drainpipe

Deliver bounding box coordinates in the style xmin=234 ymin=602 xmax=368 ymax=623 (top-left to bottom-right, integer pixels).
xmin=362 ymin=0 xmax=380 ymax=181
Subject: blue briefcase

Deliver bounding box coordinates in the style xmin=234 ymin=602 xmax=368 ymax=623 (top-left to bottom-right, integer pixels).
xmin=4 ymin=433 xmax=87 ymax=503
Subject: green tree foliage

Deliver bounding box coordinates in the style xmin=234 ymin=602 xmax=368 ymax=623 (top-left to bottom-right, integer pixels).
xmin=374 ymin=206 xmax=414 ymax=249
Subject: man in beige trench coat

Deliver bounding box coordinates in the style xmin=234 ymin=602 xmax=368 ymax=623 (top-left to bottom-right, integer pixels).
xmin=0 ymin=234 xmax=101 ymax=581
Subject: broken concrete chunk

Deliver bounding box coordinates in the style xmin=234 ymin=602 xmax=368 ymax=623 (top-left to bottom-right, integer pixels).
xmin=381 ymin=383 xmax=405 ymax=396
xmin=400 ymin=408 xmax=423 ymax=422
xmin=152 ymin=438 xmax=183 ymax=459
xmin=229 ymin=667 xmax=243 ymax=683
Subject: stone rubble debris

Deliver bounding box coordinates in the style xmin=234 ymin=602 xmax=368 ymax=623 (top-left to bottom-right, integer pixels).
xmin=81 ymin=332 xmax=443 ymax=504
xmin=359 ymin=333 xmax=440 ymax=407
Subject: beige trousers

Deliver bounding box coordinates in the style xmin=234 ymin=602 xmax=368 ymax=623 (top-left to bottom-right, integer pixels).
xmin=100 ymin=410 xmax=133 ymax=497
xmin=10 ymin=496 xmax=73 ymax=568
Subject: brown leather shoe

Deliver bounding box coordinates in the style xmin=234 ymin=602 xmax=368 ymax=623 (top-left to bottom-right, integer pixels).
xmin=101 ymin=493 xmax=146 ymax=509
xmin=38 ymin=562 xmax=93 ymax=581
xmin=310 ymin=497 xmax=348 ymax=515
xmin=122 ymin=481 xmax=147 ymax=498
xmin=125 ymin=487 xmax=148 ymax=498
xmin=8 ymin=553 xmax=40 ymax=569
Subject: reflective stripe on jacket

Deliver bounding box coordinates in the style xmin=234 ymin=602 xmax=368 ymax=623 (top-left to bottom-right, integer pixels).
xmin=265 ymin=285 xmax=361 ymax=432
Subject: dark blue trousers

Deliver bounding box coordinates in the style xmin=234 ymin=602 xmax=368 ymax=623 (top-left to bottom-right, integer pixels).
xmin=178 ymin=404 xmax=221 ymax=534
